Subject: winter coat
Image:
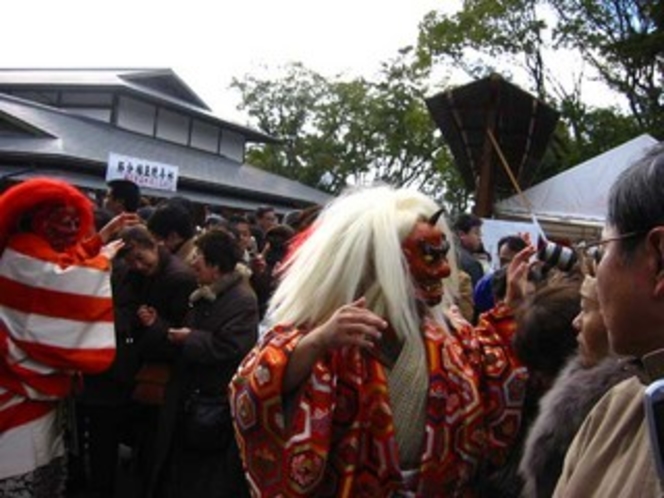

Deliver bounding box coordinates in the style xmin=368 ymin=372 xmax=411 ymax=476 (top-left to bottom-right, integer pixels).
xmin=519 ymin=355 xmax=632 ymax=498
xmin=79 ymin=247 xmax=197 ymax=404
xmin=146 ymin=271 xmax=259 ymax=498
xmin=553 ymin=377 xmax=663 ymax=497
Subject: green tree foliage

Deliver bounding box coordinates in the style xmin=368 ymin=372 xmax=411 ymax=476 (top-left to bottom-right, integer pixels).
xmin=233 ymin=1 xmax=660 ymax=213
xmin=416 ymin=0 xmax=658 ymax=181
xmin=417 ymin=0 xmax=549 ymax=96
xmin=232 ymin=53 xmax=469 ymax=211
xmin=550 ymin=0 xmax=664 ymax=131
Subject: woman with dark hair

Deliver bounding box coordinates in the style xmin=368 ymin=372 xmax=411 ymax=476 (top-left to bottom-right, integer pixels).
xmin=514 ymin=276 xmax=583 ymax=391
xmin=485 ymin=274 xmax=583 ymax=496
xmin=147 ymin=228 xmax=259 ymax=498
xmin=519 ymin=272 xmax=631 ymax=498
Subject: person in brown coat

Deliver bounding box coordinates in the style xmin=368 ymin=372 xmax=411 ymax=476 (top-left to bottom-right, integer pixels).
xmin=146 ymin=228 xmax=259 ymax=498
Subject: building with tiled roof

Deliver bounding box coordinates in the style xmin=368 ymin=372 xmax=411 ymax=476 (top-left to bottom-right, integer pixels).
xmin=0 ymin=68 xmax=331 ymax=211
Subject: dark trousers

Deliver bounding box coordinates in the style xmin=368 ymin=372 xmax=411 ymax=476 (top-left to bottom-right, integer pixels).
xmin=74 ymin=403 xmax=136 ymax=498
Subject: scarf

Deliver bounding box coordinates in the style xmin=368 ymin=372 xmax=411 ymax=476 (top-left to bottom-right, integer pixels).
xmin=386 ymin=321 xmax=429 ymax=470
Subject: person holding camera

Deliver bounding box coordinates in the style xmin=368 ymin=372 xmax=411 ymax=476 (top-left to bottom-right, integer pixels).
xmin=554 ymin=143 xmax=664 ymax=496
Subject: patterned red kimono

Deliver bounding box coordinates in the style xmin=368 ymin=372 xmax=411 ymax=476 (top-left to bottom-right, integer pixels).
xmin=230 ymin=304 xmax=527 ymax=497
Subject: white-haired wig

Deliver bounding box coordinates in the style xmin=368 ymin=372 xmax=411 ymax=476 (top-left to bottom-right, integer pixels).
xmin=266 ymin=185 xmax=459 ymax=342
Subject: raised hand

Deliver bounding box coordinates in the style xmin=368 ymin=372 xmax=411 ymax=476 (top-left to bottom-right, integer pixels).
xmin=100 ymin=239 xmax=125 ymax=260
xmin=505 ymin=244 xmax=537 ymax=309
xmin=283 ymin=297 xmax=387 ymax=393
xmin=99 ymin=212 xmax=141 ymax=243
xmin=313 ymin=297 xmax=387 ymax=351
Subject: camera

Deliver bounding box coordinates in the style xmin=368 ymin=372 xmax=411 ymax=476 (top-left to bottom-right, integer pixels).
xmin=537 ymin=238 xmax=577 ymax=272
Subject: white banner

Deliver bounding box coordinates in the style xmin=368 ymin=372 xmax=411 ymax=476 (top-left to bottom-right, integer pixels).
xmin=106 ymin=153 xmax=179 ymax=192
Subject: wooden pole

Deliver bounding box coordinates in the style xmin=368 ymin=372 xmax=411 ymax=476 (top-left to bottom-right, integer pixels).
xmin=487 ymin=129 xmax=547 ymax=239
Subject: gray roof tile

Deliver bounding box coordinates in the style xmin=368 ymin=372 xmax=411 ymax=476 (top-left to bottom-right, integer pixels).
xmin=0 ymin=92 xmax=331 ymax=208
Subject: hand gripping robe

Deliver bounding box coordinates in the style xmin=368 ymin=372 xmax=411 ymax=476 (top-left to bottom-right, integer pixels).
xmin=0 ymin=179 xmax=116 ymax=483
xmin=230 ymin=186 xmax=527 ymax=497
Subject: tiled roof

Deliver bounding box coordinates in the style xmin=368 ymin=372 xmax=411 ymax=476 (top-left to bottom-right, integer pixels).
xmin=0 ymin=68 xmax=278 ymax=143
xmin=0 ymin=92 xmax=331 ymax=209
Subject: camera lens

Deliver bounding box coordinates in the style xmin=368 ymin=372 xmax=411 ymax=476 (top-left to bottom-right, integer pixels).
xmin=537 ymin=239 xmax=577 ymax=272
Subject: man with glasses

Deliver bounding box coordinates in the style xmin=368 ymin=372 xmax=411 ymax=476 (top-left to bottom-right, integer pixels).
xmin=554 ymin=143 xmax=664 ymax=496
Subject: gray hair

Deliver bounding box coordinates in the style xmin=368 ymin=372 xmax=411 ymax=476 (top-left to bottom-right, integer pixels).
xmin=607 ymin=142 xmax=664 ymax=255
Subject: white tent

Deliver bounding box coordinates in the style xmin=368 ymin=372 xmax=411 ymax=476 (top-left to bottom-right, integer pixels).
xmin=494 ymin=134 xmax=659 ymax=239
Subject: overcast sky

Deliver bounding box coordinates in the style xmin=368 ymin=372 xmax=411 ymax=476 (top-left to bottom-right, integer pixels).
xmin=2 ymin=0 xmax=460 ymax=123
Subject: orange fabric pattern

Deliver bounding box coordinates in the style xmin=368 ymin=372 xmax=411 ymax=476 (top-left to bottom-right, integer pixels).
xmin=231 ymin=304 xmax=526 ymax=497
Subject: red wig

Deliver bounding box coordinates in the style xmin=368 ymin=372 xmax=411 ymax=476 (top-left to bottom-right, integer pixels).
xmin=0 ymin=177 xmax=94 ymax=254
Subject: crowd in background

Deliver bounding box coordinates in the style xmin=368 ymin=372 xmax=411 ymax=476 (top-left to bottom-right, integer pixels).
xmin=72 ymin=180 xmax=317 ymax=498
xmin=0 ymin=177 xmax=314 ymax=498
xmin=1 ymin=140 xmax=664 ymax=498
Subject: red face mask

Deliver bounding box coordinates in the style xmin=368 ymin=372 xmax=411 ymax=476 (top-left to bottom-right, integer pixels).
xmin=402 ymin=221 xmax=451 ymax=306
xmin=31 ymin=204 xmax=81 ymax=251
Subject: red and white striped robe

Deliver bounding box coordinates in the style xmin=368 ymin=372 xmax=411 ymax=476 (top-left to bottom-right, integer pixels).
xmin=0 ymin=233 xmax=115 ymax=480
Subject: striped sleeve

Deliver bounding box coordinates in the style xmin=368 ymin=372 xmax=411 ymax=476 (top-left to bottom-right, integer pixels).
xmin=0 ymin=235 xmax=116 ymax=375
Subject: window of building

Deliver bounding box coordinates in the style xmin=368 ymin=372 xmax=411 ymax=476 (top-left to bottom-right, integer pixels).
xmin=10 ymin=90 xmax=59 ymax=106
xmin=156 ymin=108 xmax=190 ymax=145
xmin=71 ymin=108 xmax=112 ymax=122
xmin=220 ymin=129 xmax=245 ymax=162
xmin=117 ymin=95 xmax=156 ymax=135
xmin=60 ymin=91 xmax=113 ymax=106
xmin=191 ymin=119 xmax=220 ymax=153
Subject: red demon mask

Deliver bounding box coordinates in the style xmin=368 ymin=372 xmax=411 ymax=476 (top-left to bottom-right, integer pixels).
xmin=402 ymin=211 xmax=451 ymax=306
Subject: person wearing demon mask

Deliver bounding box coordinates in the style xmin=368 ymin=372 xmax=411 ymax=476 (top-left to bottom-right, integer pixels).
xmin=230 ymin=186 xmax=533 ymax=497
xmin=0 ymin=178 xmax=134 ymax=497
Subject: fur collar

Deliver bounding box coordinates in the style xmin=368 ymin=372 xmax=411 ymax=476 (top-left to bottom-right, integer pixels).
xmin=189 ymin=271 xmax=242 ymax=304
xmin=519 ymin=355 xmax=632 ymax=498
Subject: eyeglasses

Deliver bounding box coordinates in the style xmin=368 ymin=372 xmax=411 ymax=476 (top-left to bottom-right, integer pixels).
xmin=576 ymin=230 xmax=647 ymax=262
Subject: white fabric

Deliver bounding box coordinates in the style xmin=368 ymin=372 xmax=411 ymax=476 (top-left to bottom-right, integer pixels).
xmin=1 ymin=247 xmax=112 ymax=298
xmin=495 ymin=134 xmax=659 ymax=224
xmin=0 ymin=407 xmax=63 ymax=480
xmin=2 ymin=307 xmax=115 ymax=350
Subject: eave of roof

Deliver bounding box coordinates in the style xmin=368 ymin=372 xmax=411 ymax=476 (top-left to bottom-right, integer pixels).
xmin=0 ymin=68 xmax=280 ymax=144
xmin=426 ymin=74 xmax=560 ymax=195
xmin=0 ymin=93 xmax=331 ymax=207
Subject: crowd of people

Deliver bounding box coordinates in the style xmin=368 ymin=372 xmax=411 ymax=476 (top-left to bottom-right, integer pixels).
xmin=1 ymin=140 xmax=664 ymax=497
